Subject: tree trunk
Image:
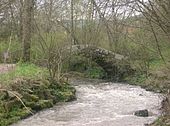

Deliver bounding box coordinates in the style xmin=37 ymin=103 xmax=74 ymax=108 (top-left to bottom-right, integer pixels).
xmin=22 ymin=0 xmax=34 ymax=62
xmin=71 ymin=0 xmax=76 ymax=45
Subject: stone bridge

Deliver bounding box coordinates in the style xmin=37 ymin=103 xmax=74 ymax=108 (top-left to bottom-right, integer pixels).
xmin=67 ymin=45 xmax=133 ymax=80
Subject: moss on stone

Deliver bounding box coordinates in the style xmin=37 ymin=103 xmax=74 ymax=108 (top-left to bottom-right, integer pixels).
xmin=0 ymin=78 xmax=76 ymax=126
xmin=0 ymin=107 xmax=32 ymax=126
xmin=30 ymin=100 xmax=53 ymax=111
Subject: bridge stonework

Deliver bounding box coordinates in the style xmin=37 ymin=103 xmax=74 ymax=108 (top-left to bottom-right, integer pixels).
xmin=74 ymin=45 xmax=133 ymax=81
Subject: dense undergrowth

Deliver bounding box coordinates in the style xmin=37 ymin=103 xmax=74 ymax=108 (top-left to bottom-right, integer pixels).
xmin=68 ymin=55 xmax=107 ymax=79
xmin=0 ymin=64 xmax=76 ymax=126
xmin=125 ymin=61 xmax=170 ymax=94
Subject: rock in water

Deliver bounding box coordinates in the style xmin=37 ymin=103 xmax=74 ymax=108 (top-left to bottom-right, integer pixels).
xmin=134 ymin=109 xmax=149 ymax=117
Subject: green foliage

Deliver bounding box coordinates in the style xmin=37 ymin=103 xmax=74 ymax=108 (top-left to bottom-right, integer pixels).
xmin=49 ymin=80 xmax=76 ymax=102
xmin=0 ymin=39 xmax=21 ymax=52
xmin=68 ymin=55 xmax=88 ymax=72
xmin=0 ymin=107 xmax=31 ymax=126
xmin=0 ymin=78 xmax=76 ymax=126
xmin=85 ymin=67 xmax=106 ymax=79
xmin=0 ymin=39 xmax=22 ymax=63
xmin=0 ymin=63 xmax=47 ymax=84
xmin=124 ymin=73 xmax=147 ymax=85
xmin=68 ymin=55 xmax=106 ymax=79
xmin=149 ymin=59 xmax=164 ymax=70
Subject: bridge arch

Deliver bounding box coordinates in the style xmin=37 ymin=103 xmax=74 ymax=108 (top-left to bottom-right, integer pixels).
xmin=68 ymin=45 xmax=133 ymax=80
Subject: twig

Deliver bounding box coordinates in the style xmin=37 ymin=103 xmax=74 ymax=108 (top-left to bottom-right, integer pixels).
xmin=0 ymin=89 xmax=34 ymax=115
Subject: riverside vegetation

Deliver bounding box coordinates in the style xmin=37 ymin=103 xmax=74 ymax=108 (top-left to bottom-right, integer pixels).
xmin=0 ymin=0 xmax=170 ymax=125
xmin=0 ymin=54 xmax=169 ymax=126
xmin=0 ymin=64 xmax=76 ymax=126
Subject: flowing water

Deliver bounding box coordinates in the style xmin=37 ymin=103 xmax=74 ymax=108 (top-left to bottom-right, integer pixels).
xmin=12 ymin=79 xmax=163 ymax=126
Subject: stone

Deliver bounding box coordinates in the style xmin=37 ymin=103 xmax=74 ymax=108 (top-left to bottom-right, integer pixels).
xmin=134 ymin=109 xmax=149 ymax=117
xmin=31 ymin=100 xmax=53 ymax=111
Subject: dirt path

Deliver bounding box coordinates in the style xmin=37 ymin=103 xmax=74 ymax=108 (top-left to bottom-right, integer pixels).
xmin=0 ymin=64 xmax=16 ymax=74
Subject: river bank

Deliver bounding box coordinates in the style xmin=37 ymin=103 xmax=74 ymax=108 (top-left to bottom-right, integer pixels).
xmin=0 ymin=78 xmax=76 ymax=126
xmin=124 ymin=66 xmax=170 ymax=126
xmin=11 ymin=78 xmax=163 ymax=126
xmin=0 ymin=64 xmax=76 ymax=126
xmin=0 ymin=63 xmax=169 ymax=126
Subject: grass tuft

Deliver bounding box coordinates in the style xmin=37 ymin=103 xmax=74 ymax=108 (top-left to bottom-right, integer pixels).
xmin=0 ymin=63 xmax=47 ymax=85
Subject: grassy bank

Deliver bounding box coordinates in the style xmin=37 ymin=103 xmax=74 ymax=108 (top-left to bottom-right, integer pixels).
xmin=0 ymin=64 xmax=76 ymax=126
xmin=0 ymin=63 xmax=47 ymax=84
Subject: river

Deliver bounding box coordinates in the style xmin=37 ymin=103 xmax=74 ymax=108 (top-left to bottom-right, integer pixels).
xmin=12 ymin=79 xmax=163 ymax=126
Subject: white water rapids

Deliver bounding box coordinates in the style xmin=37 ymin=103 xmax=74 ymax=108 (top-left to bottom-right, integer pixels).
xmin=12 ymin=79 xmax=163 ymax=126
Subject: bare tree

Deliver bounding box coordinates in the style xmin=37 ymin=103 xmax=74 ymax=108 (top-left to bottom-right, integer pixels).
xmin=134 ymin=0 xmax=170 ymax=36
xmin=133 ymin=0 xmax=170 ymax=63
xmin=22 ymin=0 xmax=34 ymax=62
